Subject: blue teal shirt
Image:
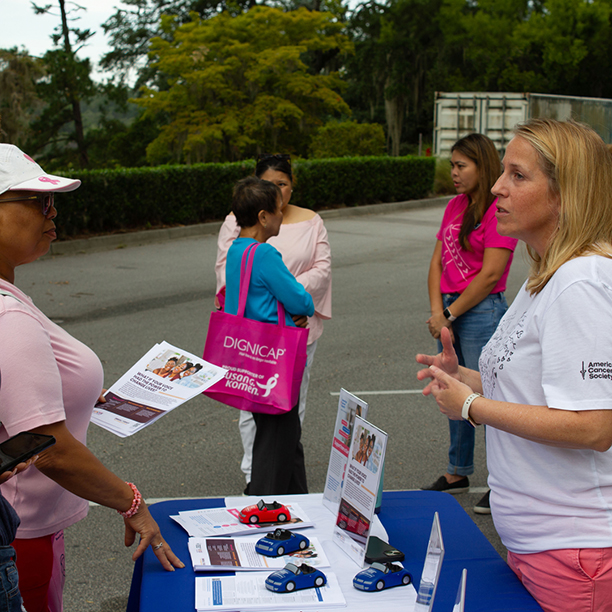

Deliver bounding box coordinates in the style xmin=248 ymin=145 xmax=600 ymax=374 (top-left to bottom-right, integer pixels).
xmin=226 ymin=238 xmax=314 ymax=325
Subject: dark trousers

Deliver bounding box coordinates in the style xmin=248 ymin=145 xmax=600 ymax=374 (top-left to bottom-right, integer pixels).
xmin=250 ymin=400 xmax=308 ymax=496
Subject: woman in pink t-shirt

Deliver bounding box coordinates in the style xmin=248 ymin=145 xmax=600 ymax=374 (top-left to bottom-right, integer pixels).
xmin=0 ymin=145 xmax=183 ymax=612
xmin=215 ymin=154 xmax=332 ymax=493
xmin=422 ymin=134 xmax=518 ymax=511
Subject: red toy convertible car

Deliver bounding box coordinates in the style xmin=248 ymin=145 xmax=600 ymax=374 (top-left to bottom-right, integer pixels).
xmin=238 ymin=499 xmax=291 ymax=524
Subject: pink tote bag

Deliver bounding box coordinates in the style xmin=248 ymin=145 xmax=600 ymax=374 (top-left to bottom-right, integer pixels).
xmin=203 ymin=243 xmax=309 ymax=414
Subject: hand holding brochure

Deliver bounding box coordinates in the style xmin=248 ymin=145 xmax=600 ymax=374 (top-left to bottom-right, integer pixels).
xmin=91 ymin=341 xmax=227 ymax=437
xmin=188 ymin=535 xmax=330 ymax=571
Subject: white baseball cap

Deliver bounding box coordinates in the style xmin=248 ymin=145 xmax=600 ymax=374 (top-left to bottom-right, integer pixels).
xmin=0 ymin=144 xmax=81 ymax=195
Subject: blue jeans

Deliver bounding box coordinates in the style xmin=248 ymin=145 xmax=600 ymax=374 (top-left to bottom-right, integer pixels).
xmin=0 ymin=546 xmax=23 ymax=612
xmin=438 ymin=292 xmax=508 ymax=476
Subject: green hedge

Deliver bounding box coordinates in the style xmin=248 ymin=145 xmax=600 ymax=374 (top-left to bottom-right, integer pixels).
xmin=58 ymin=155 xmax=434 ymax=239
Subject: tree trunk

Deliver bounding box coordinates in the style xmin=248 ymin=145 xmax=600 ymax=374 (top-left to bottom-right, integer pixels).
xmin=385 ymin=93 xmax=404 ymax=157
xmin=59 ymin=0 xmax=89 ymax=168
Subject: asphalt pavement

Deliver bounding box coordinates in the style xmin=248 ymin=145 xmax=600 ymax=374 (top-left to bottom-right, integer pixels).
xmin=15 ymin=198 xmax=531 ymax=611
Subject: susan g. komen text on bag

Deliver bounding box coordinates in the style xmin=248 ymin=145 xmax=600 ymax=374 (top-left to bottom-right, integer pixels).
xmin=203 ymin=243 xmax=309 ymax=415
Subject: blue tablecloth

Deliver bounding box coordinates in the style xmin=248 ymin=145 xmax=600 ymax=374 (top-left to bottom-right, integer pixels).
xmin=127 ymin=491 xmax=543 ymax=612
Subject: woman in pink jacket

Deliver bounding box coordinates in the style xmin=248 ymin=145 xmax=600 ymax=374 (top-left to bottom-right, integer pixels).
xmin=215 ymin=154 xmax=332 ymax=493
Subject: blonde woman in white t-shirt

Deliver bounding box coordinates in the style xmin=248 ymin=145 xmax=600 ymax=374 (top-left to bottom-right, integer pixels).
xmin=416 ymin=119 xmax=612 ymax=612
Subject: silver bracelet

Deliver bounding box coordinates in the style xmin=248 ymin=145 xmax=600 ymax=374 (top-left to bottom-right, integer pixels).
xmin=461 ymin=393 xmax=483 ymax=427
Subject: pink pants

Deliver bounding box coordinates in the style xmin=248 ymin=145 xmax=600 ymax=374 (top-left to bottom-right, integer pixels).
xmin=508 ymin=547 xmax=612 ymax=612
xmin=13 ymin=531 xmax=65 ymax=612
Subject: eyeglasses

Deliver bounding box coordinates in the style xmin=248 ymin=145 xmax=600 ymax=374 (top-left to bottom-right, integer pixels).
xmin=256 ymin=153 xmax=291 ymax=164
xmin=0 ymin=193 xmax=55 ymax=216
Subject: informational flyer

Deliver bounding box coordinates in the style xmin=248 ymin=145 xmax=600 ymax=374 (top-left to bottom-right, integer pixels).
xmin=332 ymin=416 xmax=387 ymax=567
xmin=188 ymin=534 xmax=330 ymax=571
xmin=322 ymin=389 xmax=369 ymax=513
xmin=195 ymin=572 xmax=346 ymax=611
xmin=171 ymin=502 xmax=314 ymax=538
xmin=91 ymin=341 xmax=226 ymax=437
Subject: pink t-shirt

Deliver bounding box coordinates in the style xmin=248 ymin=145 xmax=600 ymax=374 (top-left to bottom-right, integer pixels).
xmin=215 ymin=213 xmax=332 ymax=344
xmin=0 ymin=280 xmax=104 ymax=538
xmin=436 ymin=194 xmax=518 ymax=294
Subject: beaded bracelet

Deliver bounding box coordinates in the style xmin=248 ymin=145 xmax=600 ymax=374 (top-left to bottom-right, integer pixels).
xmin=118 ymin=482 xmax=142 ymax=519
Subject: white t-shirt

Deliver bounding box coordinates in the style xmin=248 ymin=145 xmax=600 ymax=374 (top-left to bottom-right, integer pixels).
xmin=480 ymin=255 xmax=612 ymax=554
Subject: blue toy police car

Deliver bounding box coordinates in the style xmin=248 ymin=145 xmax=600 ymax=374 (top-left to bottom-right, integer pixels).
xmin=265 ymin=562 xmax=327 ymax=592
xmin=255 ymin=528 xmax=310 ymax=557
xmin=353 ymin=561 xmax=412 ymax=591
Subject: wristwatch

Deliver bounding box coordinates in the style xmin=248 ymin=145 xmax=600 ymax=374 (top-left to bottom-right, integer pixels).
xmin=442 ymin=307 xmax=457 ymax=322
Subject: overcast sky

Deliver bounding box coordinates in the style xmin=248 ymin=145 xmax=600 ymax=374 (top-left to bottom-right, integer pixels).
xmin=0 ymin=0 xmax=127 ymax=80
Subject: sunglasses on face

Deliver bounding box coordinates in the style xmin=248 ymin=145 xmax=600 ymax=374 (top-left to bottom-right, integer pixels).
xmin=0 ymin=193 xmax=55 ymax=216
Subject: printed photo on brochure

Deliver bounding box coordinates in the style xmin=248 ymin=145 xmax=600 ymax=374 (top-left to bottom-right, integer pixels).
xmin=91 ymin=341 xmax=227 ymax=437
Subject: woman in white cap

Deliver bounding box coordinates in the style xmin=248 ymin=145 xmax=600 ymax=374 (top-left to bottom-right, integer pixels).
xmin=0 ymin=145 xmax=183 ymax=612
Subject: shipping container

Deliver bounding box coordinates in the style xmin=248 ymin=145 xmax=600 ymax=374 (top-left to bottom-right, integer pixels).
xmin=433 ymin=92 xmax=612 ymax=157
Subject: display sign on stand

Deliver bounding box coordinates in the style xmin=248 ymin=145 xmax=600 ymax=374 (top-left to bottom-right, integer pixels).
xmin=414 ymin=512 xmax=445 ymax=611
xmin=452 ymin=569 xmax=467 ymax=612
xmin=331 ymin=415 xmax=387 ymax=567
xmin=322 ymin=389 xmax=369 ymax=513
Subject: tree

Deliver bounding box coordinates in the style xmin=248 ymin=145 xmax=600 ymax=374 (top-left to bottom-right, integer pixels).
xmin=345 ymin=0 xmax=444 ymax=156
xmin=309 ymin=120 xmax=385 ymax=157
xmin=101 ymin=0 xmax=255 ymax=88
xmin=31 ymin=0 xmax=97 ymax=167
xmin=134 ymin=6 xmax=352 ymax=163
xmin=0 ymin=48 xmax=46 ymax=147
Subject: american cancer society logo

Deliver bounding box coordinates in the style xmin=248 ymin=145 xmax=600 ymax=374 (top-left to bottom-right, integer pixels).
xmin=580 ymin=361 xmax=612 ymax=380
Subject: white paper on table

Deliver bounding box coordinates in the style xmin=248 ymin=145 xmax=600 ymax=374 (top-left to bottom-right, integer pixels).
xmin=322 ymin=389 xmax=369 ymax=514
xmin=91 ymin=341 xmax=226 ymax=437
xmin=188 ymin=535 xmax=330 ymax=571
xmin=223 ymin=494 xmax=417 ymax=612
xmin=172 ymin=502 xmax=314 ymax=537
xmin=195 ymin=572 xmax=346 ymax=611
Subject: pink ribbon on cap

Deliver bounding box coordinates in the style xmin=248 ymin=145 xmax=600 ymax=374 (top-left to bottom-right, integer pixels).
xmin=38 ymin=177 xmax=60 ymax=185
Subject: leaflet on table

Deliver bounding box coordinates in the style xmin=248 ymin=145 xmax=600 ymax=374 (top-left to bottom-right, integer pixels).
xmin=171 ymin=502 xmax=314 ymax=537
xmin=322 ymin=389 xmax=369 ymax=514
xmin=195 ymin=572 xmax=346 ymax=611
xmin=188 ymin=535 xmax=330 ymax=571
xmin=332 ymin=415 xmax=387 ymax=567
xmin=91 ymin=341 xmax=227 ymax=437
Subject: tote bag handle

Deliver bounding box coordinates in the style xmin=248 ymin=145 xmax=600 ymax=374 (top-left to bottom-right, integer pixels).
xmin=237 ymin=242 xmax=286 ymax=327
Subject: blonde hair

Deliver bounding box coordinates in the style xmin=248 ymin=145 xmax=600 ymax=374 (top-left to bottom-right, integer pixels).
xmin=514 ymin=119 xmax=612 ymax=294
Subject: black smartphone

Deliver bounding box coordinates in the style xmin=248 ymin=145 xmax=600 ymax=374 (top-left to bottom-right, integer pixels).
xmin=0 ymin=432 xmax=56 ymax=474
xmin=365 ymin=535 xmax=405 ymax=564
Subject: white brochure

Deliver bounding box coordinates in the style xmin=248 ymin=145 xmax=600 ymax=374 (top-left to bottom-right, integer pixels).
xmin=195 ymin=572 xmax=346 ymax=611
xmin=91 ymin=341 xmax=226 ymax=437
xmin=188 ymin=534 xmax=330 ymax=571
xmin=332 ymin=415 xmax=387 ymax=567
xmin=322 ymin=389 xmax=369 ymax=514
xmin=171 ymin=502 xmax=314 ymax=537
